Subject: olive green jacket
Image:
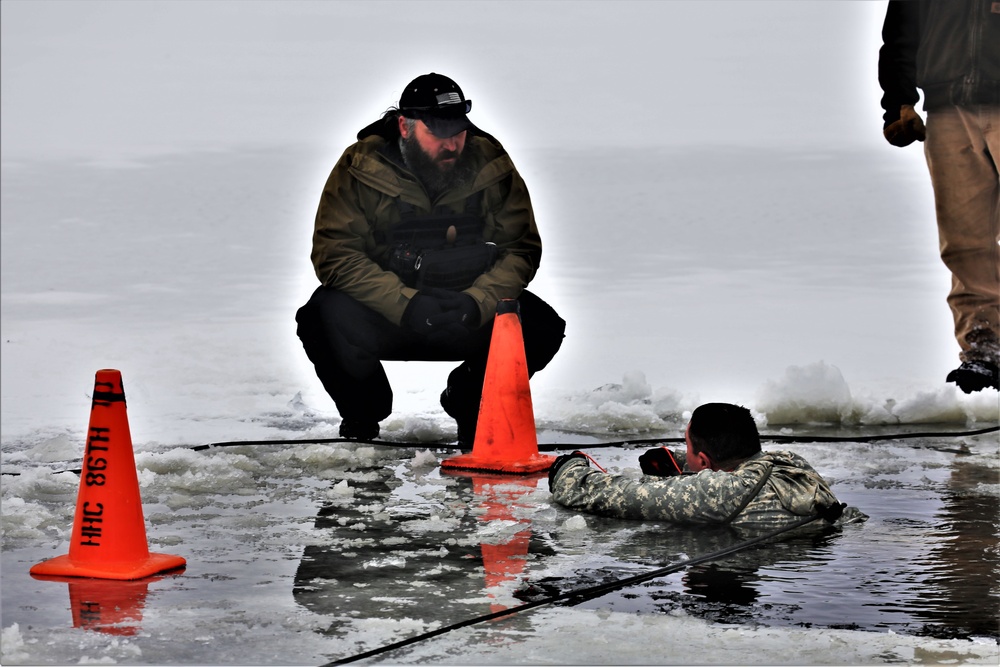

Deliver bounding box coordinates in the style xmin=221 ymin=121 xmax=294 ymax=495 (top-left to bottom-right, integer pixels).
xmin=550 ymin=450 xmax=843 ymax=529
xmin=310 ymin=126 xmax=542 ymax=326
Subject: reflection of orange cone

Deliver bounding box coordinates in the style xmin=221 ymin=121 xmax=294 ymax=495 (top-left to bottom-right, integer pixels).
xmin=441 ymin=300 xmax=556 ymax=474
xmin=457 ymin=472 xmax=539 ymax=614
xmin=67 ymin=577 xmax=151 ymax=635
xmin=31 ymin=574 xmax=170 ymax=635
xmin=30 ymin=369 xmax=186 ymax=580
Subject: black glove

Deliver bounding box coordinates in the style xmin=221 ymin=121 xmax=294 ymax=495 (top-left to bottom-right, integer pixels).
xmin=817 ymin=502 xmax=846 ymax=524
xmin=428 ymin=289 xmax=480 ymax=334
xmin=402 ymin=292 xmax=447 ymax=336
xmin=883 ymin=105 xmax=926 ymax=147
xmin=403 ymin=289 xmax=480 ymax=344
xmin=548 ymin=451 xmax=589 ymax=489
xmin=638 ymin=447 xmax=683 ymax=477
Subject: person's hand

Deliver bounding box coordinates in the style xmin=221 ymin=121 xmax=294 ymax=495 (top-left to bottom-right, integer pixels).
xmin=428 ymin=288 xmax=479 ymax=335
xmin=402 ymin=292 xmax=446 ymax=336
xmin=423 ymin=288 xmax=479 ymax=344
xmin=548 ymin=451 xmax=589 ymax=489
xmin=638 ymin=447 xmax=683 ymax=477
xmin=817 ymin=502 xmax=846 ymax=524
xmin=402 ymin=289 xmax=480 ymax=343
xmin=883 ymin=105 xmax=926 ymax=147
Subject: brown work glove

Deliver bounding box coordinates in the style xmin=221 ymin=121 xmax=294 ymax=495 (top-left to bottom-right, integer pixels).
xmin=883 ymin=105 xmax=926 ymax=147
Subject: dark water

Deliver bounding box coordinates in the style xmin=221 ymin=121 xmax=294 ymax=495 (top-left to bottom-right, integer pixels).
xmin=572 ymin=468 xmax=1000 ymax=640
xmin=292 ymin=432 xmax=1000 ymax=644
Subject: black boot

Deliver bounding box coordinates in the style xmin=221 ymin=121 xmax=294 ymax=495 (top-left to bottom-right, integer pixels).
xmin=946 ymin=360 xmax=1000 ymax=393
xmin=440 ymin=387 xmax=479 ymax=447
xmin=339 ymin=419 xmax=380 ymax=440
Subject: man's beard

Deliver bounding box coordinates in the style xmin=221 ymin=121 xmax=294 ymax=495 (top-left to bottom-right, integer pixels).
xmin=399 ymin=134 xmax=474 ymax=197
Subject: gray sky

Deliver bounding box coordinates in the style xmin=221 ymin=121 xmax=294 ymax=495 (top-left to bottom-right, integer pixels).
xmin=1 ymin=1 xmax=888 ymax=160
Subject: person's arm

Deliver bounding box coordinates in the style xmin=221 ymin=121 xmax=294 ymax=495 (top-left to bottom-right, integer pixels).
xmin=311 ymin=148 xmax=418 ymax=326
xmin=878 ymin=0 xmax=924 ymax=144
xmin=464 ymin=158 xmax=543 ymax=324
xmin=549 ymin=457 xmax=768 ymax=524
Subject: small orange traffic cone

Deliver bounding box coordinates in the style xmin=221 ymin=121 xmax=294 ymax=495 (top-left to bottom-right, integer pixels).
xmin=441 ymin=299 xmax=556 ymax=474
xmin=30 ymin=369 xmax=186 ymax=581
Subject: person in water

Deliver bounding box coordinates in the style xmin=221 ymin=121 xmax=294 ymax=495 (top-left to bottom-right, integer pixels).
xmin=549 ymin=403 xmax=846 ymax=528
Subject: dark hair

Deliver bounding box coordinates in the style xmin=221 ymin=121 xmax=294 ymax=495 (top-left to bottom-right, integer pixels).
xmin=688 ymin=403 xmax=761 ymax=467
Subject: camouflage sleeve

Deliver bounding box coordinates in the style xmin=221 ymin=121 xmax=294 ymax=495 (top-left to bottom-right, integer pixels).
xmin=550 ymin=458 xmax=773 ymax=524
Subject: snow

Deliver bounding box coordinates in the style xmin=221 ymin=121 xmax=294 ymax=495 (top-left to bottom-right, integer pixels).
xmin=3 ymin=1 xmax=999 ymax=665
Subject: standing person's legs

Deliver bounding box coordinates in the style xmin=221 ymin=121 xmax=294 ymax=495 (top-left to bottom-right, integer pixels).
xmin=924 ymin=105 xmax=1000 ymax=390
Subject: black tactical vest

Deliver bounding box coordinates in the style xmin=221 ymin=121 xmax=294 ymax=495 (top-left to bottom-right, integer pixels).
xmin=382 ymin=191 xmax=497 ymax=291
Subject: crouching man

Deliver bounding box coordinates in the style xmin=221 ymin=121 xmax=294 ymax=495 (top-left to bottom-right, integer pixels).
xmin=549 ymin=403 xmax=849 ymax=528
xmin=295 ymin=72 xmax=565 ymax=443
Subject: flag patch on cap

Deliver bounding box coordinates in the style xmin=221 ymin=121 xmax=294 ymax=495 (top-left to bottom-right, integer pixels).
xmin=436 ymin=92 xmax=463 ymax=106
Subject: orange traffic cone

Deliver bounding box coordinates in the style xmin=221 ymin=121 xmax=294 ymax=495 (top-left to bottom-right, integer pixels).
xmin=30 ymin=369 xmax=186 ymax=580
xmin=441 ymin=299 xmax=556 ymax=474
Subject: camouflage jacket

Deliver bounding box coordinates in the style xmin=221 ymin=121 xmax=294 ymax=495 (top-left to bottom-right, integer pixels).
xmin=550 ymin=450 xmax=843 ymax=528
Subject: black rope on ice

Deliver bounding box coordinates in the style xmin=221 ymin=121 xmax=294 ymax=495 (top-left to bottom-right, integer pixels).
xmin=188 ymin=437 xmax=466 ymax=451
xmin=1 ymin=425 xmax=996 ymax=476
xmin=319 ymin=511 xmax=832 ymax=666
xmin=189 ymin=424 xmax=1000 ymax=452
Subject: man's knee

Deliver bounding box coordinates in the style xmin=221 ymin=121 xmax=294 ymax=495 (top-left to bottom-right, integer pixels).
xmin=296 ymin=287 xmax=391 ymax=374
xmin=518 ymin=291 xmax=566 ymax=373
xmin=295 ymin=289 xmax=326 ymax=354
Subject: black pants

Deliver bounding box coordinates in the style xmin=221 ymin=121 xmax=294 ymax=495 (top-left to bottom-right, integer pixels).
xmin=295 ymin=286 xmax=566 ymax=425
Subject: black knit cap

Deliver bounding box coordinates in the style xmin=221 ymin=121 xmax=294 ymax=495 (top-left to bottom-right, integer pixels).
xmin=398 ymin=73 xmax=472 ymax=138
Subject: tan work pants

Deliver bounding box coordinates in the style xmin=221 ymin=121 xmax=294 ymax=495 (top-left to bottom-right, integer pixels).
xmin=924 ymin=105 xmax=1000 ymax=365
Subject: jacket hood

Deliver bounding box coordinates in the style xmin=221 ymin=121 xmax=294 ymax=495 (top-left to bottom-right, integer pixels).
xmin=357 ymin=112 xmax=402 ymax=141
xmin=760 ymin=451 xmax=839 ymax=516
